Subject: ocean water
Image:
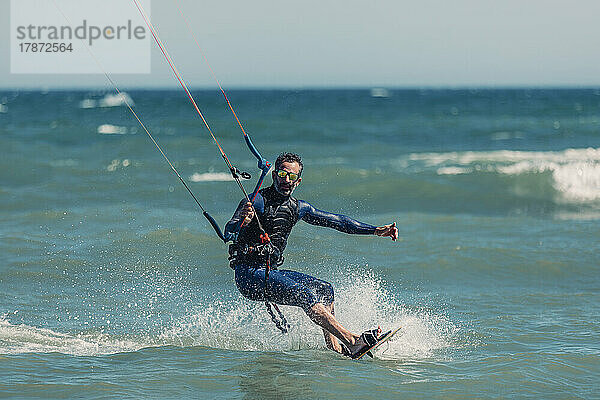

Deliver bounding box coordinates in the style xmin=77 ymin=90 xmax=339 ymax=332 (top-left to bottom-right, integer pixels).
xmin=0 ymin=89 xmax=599 ymax=399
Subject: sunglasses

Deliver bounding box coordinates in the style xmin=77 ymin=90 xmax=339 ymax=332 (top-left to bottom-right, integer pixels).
xmin=275 ymin=169 xmax=301 ymax=182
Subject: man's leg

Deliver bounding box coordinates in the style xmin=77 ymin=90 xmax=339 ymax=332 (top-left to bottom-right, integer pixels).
xmin=307 ymin=302 xmax=358 ymax=352
xmin=320 ymin=302 xmax=343 ymax=353
xmin=257 ymin=268 xmax=361 ymax=354
xmin=272 ymin=270 xmax=357 ymax=353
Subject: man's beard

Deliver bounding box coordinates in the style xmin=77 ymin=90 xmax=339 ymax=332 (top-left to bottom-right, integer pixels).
xmin=274 ymin=179 xmax=293 ymax=196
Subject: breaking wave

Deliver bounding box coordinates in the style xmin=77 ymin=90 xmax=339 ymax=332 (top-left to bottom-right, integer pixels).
xmin=407 ymin=147 xmax=600 ymax=204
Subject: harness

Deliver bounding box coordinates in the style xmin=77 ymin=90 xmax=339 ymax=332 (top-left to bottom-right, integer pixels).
xmin=227 ymin=242 xmax=284 ymax=269
xmin=229 ymin=187 xmax=299 ymax=267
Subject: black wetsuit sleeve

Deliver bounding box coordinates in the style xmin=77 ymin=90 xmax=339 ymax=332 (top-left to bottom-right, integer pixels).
xmin=299 ymin=200 xmax=377 ymax=234
xmin=224 ymin=194 xmax=265 ymax=240
xmin=224 ymin=199 xmax=247 ymax=239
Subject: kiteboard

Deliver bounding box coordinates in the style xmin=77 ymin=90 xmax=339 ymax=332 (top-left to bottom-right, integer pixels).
xmin=353 ymin=326 xmax=402 ymax=360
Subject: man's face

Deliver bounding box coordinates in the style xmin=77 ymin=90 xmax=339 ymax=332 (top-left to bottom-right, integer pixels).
xmin=273 ymin=161 xmax=302 ymax=196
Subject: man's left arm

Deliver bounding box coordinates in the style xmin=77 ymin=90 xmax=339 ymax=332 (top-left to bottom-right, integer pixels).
xmin=299 ymin=201 xmax=398 ymax=241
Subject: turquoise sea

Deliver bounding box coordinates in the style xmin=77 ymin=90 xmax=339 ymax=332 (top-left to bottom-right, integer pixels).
xmin=1 ymin=89 xmax=599 ymax=398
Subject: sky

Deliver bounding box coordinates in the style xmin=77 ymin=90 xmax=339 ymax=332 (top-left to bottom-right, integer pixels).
xmin=1 ymin=0 xmax=599 ymax=89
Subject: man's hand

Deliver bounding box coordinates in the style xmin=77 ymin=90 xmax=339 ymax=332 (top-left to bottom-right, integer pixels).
xmin=375 ymin=222 xmax=398 ymax=241
xmin=240 ymin=201 xmax=255 ymax=226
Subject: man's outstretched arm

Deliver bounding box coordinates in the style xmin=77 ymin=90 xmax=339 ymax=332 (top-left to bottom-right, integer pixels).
xmin=299 ymin=201 xmax=398 ymax=240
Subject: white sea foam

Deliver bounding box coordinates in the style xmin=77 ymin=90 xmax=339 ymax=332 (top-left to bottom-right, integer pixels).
xmin=79 ymin=99 xmax=96 ymax=109
xmin=409 ymin=147 xmax=600 ymax=203
xmin=162 ymin=268 xmax=454 ymax=360
xmin=106 ymin=159 xmax=132 ymax=172
xmin=189 ymin=172 xmax=234 ymax=182
xmin=98 ymin=124 xmax=128 ymax=135
xmin=437 ymin=167 xmax=473 ymax=175
xmin=0 ymin=270 xmax=455 ymax=360
xmin=550 ymin=161 xmax=600 ymax=202
xmin=0 ymin=316 xmax=146 ymax=356
xmin=99 ymin=93 xmax=134 ymax=108
xmin=333 ymin=270 xmax=453 ymax=360
xmin=80 ymin=92 xmax=134 ymax=109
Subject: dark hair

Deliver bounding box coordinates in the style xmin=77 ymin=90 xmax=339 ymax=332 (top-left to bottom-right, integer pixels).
xmin=275 ymin=152 xmax=303 ymax=175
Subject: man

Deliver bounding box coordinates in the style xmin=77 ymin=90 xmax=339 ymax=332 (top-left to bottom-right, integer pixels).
xmin=225 ymin=152 xmax=398 ymax=357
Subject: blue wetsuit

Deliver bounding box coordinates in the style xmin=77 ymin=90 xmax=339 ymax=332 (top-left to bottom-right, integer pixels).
xmin=225 ymin=185 xmax=376 ymax=311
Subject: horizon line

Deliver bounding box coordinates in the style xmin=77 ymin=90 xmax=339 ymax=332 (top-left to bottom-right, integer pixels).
xmin=1 ymin=84 xmax=600 ymax=92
